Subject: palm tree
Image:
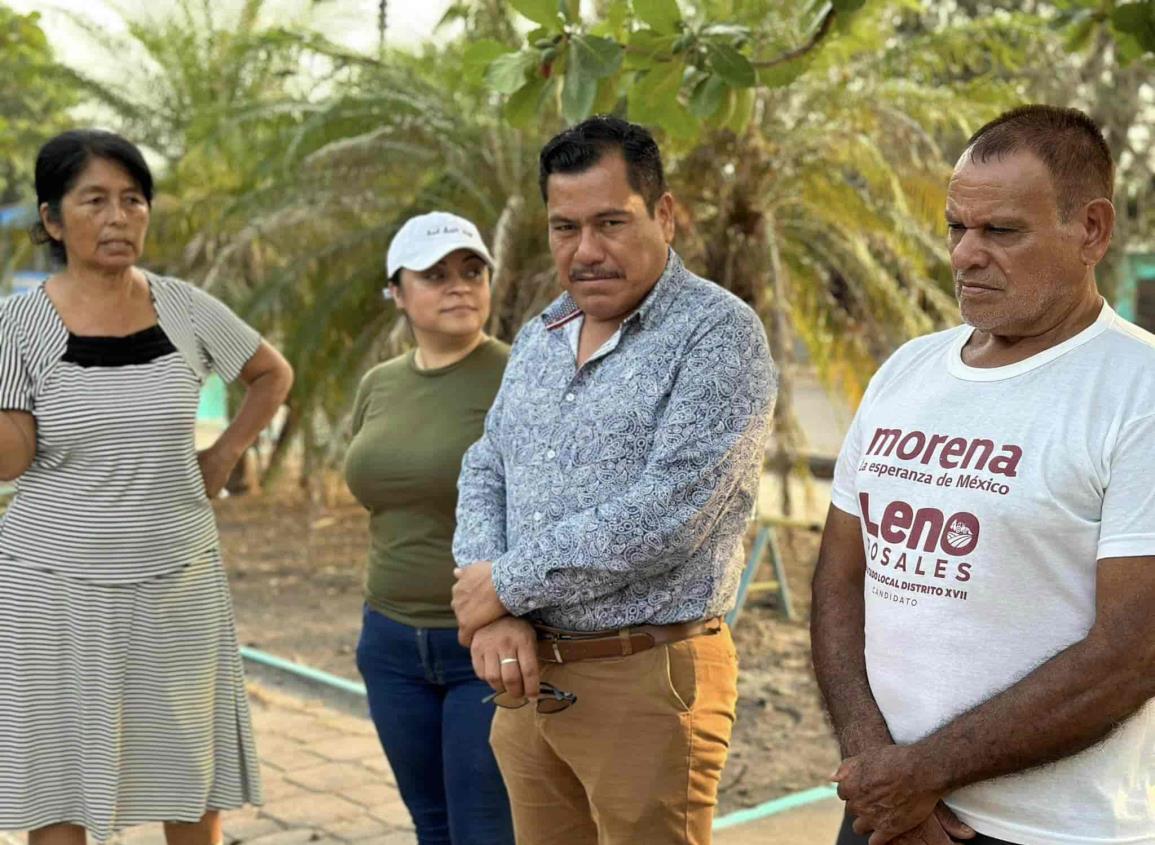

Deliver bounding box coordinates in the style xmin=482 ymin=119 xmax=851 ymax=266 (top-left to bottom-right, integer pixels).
xmin=194 ymin=1 xmax=1046 ymax=498
xmin=193 ymin=45 xmax=561 ymax=485
xmin=50 ymin=0 xmax=394 ymax=487
xmin=52 ymin=0 xmax=366 ymax=273
xmin=53 ymin=0 xmax=1078 ymax=500
xmin=632 ymin=2 xmax=1037 ymax=510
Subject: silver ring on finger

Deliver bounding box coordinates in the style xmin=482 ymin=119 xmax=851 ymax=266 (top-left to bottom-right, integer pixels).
xmin=499 ymin=657 xmax=519 ymax=665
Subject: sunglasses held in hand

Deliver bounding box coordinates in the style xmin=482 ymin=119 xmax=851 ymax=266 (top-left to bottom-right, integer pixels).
xmin=483 ymin=681 xmax=577 ymax=714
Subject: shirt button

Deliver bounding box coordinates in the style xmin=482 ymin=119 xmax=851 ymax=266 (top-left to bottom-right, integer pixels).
xmin=533 ymin=512 xmax=543 ymax=522
xmin=564 ymin=392 xmax=575 ymax=402
xmin=546 ymin=450 xmax=556 ymax=459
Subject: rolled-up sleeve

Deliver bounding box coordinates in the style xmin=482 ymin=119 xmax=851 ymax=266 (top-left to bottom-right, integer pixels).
xmin=0 ymin=309 xmax=33 ymax=413
xmin=490 ymin=311 xmax=776 ymax=616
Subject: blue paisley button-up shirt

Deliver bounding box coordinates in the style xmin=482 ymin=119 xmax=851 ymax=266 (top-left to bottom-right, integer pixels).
xmin=453 ymin=251 xmax=777 ymax=631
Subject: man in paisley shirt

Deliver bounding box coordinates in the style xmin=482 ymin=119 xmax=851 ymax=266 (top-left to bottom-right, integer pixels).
xmin=450 ymin=116 xmax=776 ymax=845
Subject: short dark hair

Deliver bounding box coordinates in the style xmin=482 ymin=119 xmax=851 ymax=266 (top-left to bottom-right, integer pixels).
xmin=30 ymin=129 xmax=154 ymax=264
xmin=965 ymin=105 xmax=1113 ymax=220
xmin=538 ymin=115 xmax=667 ymax=215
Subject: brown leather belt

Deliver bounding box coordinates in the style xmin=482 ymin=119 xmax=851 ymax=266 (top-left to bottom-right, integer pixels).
xmin=533 ymin=617 xmax=723 ymax=664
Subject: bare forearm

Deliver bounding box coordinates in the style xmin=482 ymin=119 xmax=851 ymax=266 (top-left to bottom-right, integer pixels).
xmin=0 ymin=411 xmax=35 ymax=480
xmin=912 ymin=632 xmax=1155 ymax=794
xmin=811 ymin=569 xmax=893 ymax=757
xmin=212 ymin=369 xmax=292 ymax=461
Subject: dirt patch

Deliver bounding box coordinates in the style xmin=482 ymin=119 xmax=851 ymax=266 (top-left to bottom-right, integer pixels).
xmin=216 ymin=493 xmax=840 ymax=815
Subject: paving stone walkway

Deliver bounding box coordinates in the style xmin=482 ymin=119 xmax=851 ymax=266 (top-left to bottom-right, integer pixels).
xmin=0 ymin=680 xmax=845 ymax=845
xmin=0 ymin=683 xmax=415 ymax=845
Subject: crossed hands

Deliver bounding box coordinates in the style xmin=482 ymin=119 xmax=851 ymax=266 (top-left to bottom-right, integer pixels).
xmin=451 ymin=561 xmax=508 ymax=646
xmin=834 ymin=746 xmax=974 ymax=845
xmin=450 ymin=561 xmax=541 ymax=701
xmin=468 ymin=616 xmax=541 ymax=701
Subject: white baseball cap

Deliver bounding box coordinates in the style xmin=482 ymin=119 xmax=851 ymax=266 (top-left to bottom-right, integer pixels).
xmin=386 ymin=211 xmax=495 ymax=277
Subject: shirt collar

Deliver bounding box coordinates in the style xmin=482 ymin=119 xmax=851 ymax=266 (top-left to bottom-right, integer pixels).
xmin=541 ymin=248 xmax=686 ymax=333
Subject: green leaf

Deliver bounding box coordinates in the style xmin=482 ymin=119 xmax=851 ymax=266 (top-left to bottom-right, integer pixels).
xmin=628 ymin=59 xmax=684 ymax=125
xmin=1115 ymin=31 xmax=1147 ymax=62
xmin=1112 ymin=2 xmax=1152 ymax=33
xmin=509 ymin=0 xmax=563 ymax=28
xmin=592 ymin=72 xmax=622 ymax=114
xmin=569 ymin=35 xmax=624 ymax=80
xmin=633 ymin=0 xmax=683 ymax=35
xmin=704 ymin=85 xmax=736 ymax=130
xmin=689 ymin=74 xmax=726 ymax=120
xmin=1112 ymin=2 xmax=1155 ymax=52
xmin=624 ymin=28 xmax=679 ymax=69
xmin=832 ymin=0 xmax=867 ymax=12
xmin=561 ymin=0 xmax=581 ymax=23
xmin=1063 ymin=16 xmax=1096 ymax=52
xmin=628 ymin=28 xmax=680 ymax=55
xmin=464 ymin=39 xmax=509 ymax=72
xmin=706 ymin=42 xmax=756 ymax=87
xmin=505 ymin=76 xmax=549 ymax=128
xmin=659 ymin=101 xmax=698 ymax=140
xmin=562 ymin=68 xmax=598 ymax=123
xmin=724 ymin=86 xmax=755 ymax=134
xmin=758 ymin=57 xmax=807 ymax=88
xmin=485 ymin=50 xmax=538 ymax=94
xmin=630 ymin=78 xmax=697 ymax=140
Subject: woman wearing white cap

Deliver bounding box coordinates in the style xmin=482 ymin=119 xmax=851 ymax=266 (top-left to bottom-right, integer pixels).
xmin=344 ymin=212 xmax=513 ymax=845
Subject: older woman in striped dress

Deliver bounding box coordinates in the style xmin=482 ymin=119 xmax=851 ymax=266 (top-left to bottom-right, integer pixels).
xmin=0 ymin=130 xmax=293 ymax=844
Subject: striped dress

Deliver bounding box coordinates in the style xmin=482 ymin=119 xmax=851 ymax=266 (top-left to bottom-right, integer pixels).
xmin=0 ymin=274 xmax=263 ymax=841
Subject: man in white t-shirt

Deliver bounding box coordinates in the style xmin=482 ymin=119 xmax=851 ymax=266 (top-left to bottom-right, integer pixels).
xmin=813 ymin=104 xmax=1155 ymax=845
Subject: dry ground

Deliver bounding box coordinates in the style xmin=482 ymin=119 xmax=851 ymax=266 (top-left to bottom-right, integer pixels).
xmin=216 ymin=493 xmax=840 ymax=815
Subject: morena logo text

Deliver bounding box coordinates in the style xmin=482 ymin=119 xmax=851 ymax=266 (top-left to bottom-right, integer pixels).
xmin=867 ymin=427 xmax=1022 ymax=477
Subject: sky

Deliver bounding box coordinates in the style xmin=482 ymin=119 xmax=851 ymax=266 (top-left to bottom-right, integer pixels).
xmin=14 ymin=0 xmax=457 ymax=58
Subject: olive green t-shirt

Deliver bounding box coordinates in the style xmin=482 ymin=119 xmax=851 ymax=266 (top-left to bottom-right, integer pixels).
xmin=344 ymin=339 xmax=509 ymax=628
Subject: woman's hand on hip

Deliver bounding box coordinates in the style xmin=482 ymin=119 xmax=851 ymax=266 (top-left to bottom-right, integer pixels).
xmin=0 ymin=410 xmax=36 ymax=481
xmin=197 ymin=445 xmax=239 ymax=499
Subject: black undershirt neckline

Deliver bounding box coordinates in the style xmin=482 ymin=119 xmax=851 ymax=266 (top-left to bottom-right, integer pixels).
xmin=62 ymin=324 xmax=178 ymax=368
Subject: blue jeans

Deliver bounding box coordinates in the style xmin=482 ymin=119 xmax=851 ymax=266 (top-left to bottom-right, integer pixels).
xmin=356 ymin=605 xmax=514 ymax=845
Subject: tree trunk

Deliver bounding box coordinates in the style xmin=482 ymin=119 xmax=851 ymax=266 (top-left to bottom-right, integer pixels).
xmin=261 ymin=402 xmax=298 ymax=486
xmin=378 ymin=0 xmax=388 ymax=55
xmin=764 ymin=210 xmax=802 ymax=517
xmin=488 ymin=193 xmax=524 ymax=337
xmin=300 ymin=411 xmax=321 ymax=504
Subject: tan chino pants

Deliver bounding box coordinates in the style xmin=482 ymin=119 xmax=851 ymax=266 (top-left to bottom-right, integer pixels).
xmin=490 ymin=623 xmax=739 ymax=845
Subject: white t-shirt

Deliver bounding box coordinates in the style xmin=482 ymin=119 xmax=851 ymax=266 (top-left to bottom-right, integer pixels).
xmin=831 ymin=302 xmax=1155 ymax=845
